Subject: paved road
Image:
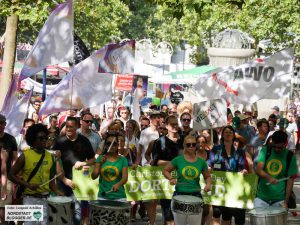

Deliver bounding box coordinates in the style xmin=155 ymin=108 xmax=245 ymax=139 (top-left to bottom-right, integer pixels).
xmin=133 ymin=152 xmax=300 ymax=225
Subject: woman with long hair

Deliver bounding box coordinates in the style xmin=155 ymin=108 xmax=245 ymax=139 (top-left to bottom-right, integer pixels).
xmin=123 ymin=120 xmax=139 ymax=166
xmin=207 ymin=125 xmax=248 ymax=225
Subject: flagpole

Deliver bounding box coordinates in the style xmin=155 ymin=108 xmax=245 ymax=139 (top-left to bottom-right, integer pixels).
xmin=42 ymin=68 xmax=47 ymax=101
xmin=70 ymin=73 xmax=74 ymax=110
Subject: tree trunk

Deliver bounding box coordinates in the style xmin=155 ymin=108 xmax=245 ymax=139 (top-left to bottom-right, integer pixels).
xmin=0 ymin=15 xmax=18 ymax=110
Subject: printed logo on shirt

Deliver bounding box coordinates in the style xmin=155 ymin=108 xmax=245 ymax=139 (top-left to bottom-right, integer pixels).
xmin=101 ymin=166 xmax=119 ymax=181
xmin=266 ymin=159 xmax=282 ymax=176
xmin=182 ymin=166 xmax=199 ymax=180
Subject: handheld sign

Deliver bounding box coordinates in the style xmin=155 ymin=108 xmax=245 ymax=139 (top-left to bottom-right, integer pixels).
xmin=193 ymin=99 xmax=227 ymax=130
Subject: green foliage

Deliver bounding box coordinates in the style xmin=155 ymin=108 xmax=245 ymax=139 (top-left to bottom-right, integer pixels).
xmin=74 ymin=0 xmax=131 ymax=50
xmin=0 ymin=0 xmax=60 ymax=42
xmin=0 ymin=0 xmax=298 ymax=60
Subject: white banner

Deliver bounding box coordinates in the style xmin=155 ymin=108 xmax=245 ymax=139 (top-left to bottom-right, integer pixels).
xmin=20 ymin=0 xmax=74 ymax=80
xmin=21 ymin=78 xmax=57 ymax=94
xmin=193 ymin=48 xmax=294 ymax=104
xmin=193 ymin=99 xmax=227 ymax=130
xmin=39 ymin=40 xmax=135 ymax=115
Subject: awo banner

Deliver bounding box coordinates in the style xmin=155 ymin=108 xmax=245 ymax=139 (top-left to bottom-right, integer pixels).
xmin=193 ymin=48 xmax=294 ymax=104
xmin=73 ymin=166 xmax=258 ymax=209
xmin=193 ymin=99 xmax=227 ymax=130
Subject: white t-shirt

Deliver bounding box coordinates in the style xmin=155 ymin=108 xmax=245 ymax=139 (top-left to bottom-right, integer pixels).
xmin=286 ymin=122 xmax=298 ymax=134
xmin=139 ymin=127 xmax=159 ymax=166
xmin=266 ymin=130 xmax=296 ymax=151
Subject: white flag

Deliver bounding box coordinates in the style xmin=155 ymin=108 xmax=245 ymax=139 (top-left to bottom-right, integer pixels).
xmin=20 ymin=0 xmax=73 ymax=80
xmin=193 ymin=48 xmax=294 ymax=104
xmin=5 ymin=89 xmax=33 ymax=136
xmin=39 ymin=40 xmax=135 ymax=115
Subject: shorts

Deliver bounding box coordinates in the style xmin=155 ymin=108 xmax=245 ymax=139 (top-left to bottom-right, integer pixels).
xmin=0 ymin=180 xmax=13 ymax=207
xmin=213 ymin=206 xmax=245 ymax=224
xmin=254 ymin=197 xmax=284 ymax=208
xmin=202 ymin=204 xmax=210 ymax=218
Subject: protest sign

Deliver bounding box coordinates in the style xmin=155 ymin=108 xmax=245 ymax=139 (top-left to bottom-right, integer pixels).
xmin=72 ymin=166 xmax=258 ymax=209
xmin=125 ymin=166 xmax=175 ymax=201
xmin=115 ymin=74 xmax=134 ymax=91
xmin=193 ymin=99 xmax=227 ymax=130
xmin=73 ymin=167 xmax=99 ymax=200
xmin=200 ymin=171 xmax=258 ymax=209
xmin=132 ymin=75 xmax=148 ymax=97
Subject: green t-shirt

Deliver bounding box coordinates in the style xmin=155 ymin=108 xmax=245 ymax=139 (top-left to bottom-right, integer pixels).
xmin=95 ymin=155 xmax=128 ymax=199
xmin=257 ymin=146 xmax=298 ymax=201
xmin=171 ymin=155 xmax=208 ymax=193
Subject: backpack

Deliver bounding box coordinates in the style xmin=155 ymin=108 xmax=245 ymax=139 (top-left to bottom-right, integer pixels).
xmin=263 ymin=146 xmax=296 ymax=209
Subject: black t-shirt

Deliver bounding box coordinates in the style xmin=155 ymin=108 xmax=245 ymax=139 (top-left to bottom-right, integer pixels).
xmin=152 ymin=136 xmax=183 ymax=165
xmin=0 ymin=133 xmax=17 ymax=174
xmin=52 ymin=134 xmax=95 ymax=195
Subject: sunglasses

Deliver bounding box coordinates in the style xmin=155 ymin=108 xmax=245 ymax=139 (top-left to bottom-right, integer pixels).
xmin=186 ymin=143 xmax=197 ymax=147
xmin=37 ymin=136 xmax=48 ymax=141
xmin=83 ymin=120 xmax=93 ymax=123
xmin=182 ymin=118 xmax=191 ymax=122
xmin=106 ymin=141 xmax=118 ymax=147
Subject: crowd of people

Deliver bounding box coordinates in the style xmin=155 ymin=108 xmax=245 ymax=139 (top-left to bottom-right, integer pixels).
xmin=0 ymin=97 xmax=299 ymax=225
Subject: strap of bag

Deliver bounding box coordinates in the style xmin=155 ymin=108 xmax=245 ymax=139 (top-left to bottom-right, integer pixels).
xmin=25 ymin=151 xmax=46 ymax=184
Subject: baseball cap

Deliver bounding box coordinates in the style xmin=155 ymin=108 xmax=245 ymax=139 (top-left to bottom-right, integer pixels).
xmin=0 ymin=114 xmax=6 ymax=122
xmin=149 ymin=110 xmax=161 ymax=118
xmin=232 ymin=116 xmax=241 ymax=129
xmin=272 ymin=106 xmax=280 ymax=112
xmin=238 ymin=114 xmax=251 ymax=121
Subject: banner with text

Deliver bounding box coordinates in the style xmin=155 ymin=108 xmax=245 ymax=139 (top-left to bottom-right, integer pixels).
xmin=125 ymin=166 xmax=175 ymax=201
xmin=200 ymin=171 xmax=258 ymax=209
xmin=193 ymin=48 xmax=294 ymax=104
xmin=115 ymin=74 xmax=134 ymax=91
xmin=72 ymin=166 xmax=258 ymax=209
xmin=193 ymin=99 xmax=227 ymax=130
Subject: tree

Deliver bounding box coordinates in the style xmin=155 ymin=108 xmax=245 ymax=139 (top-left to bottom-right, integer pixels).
xmin=74 ymin=0 xmax=131 ymax=50
xmin=149 ymin=0 xmax=299 ymax=57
